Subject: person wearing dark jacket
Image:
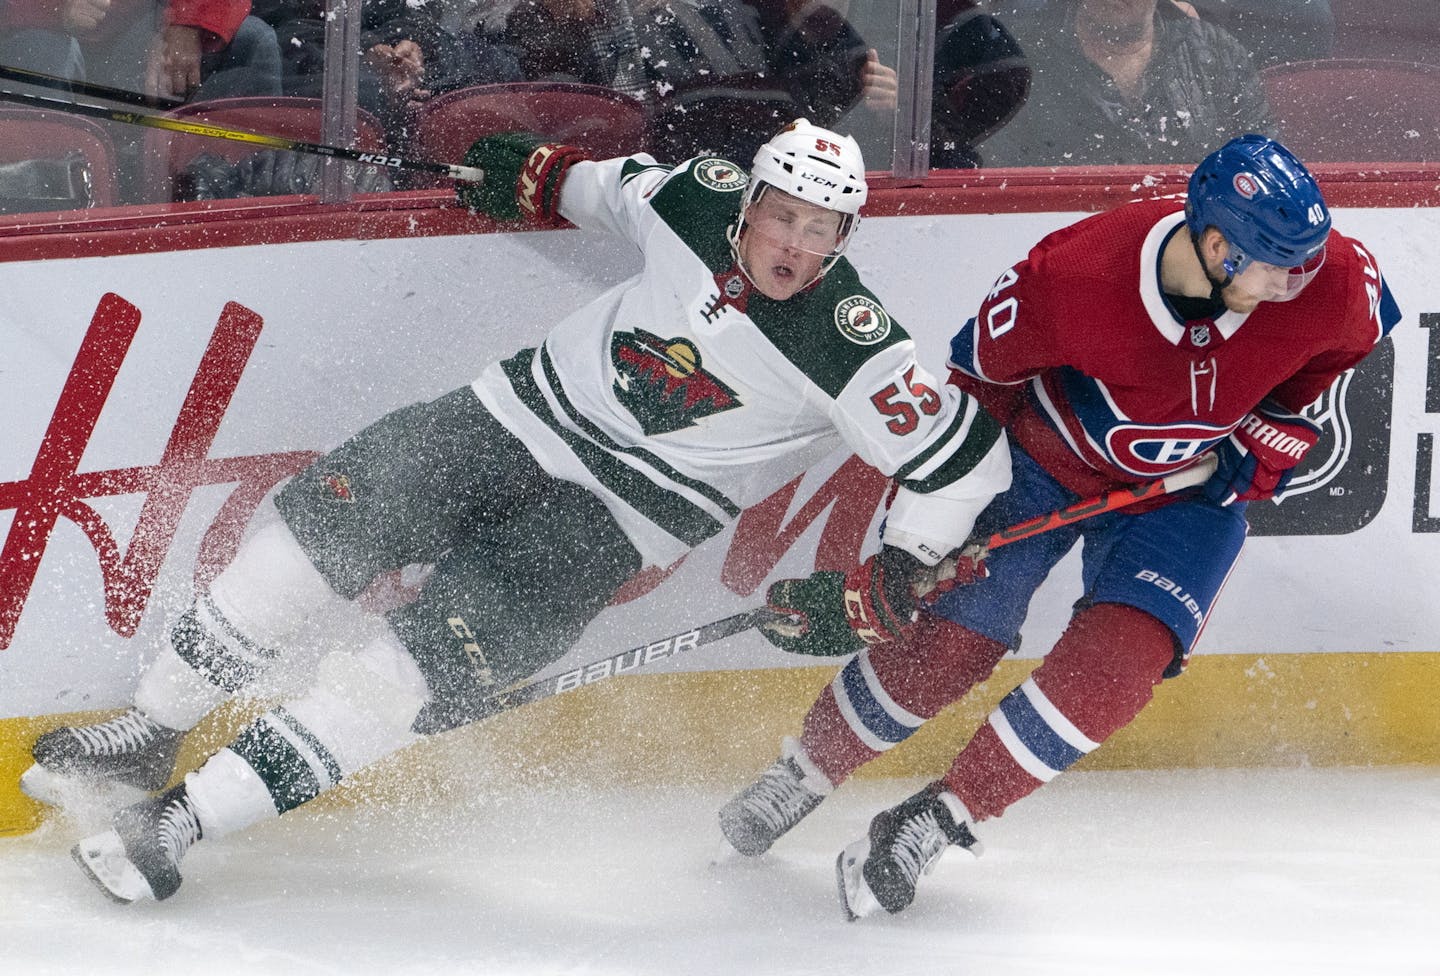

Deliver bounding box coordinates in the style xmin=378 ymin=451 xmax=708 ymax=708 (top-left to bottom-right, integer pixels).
xmin=981 ymin=0 xmax=1274 ymax=167
xmin=252 ymin=0 xmax=520 ymax=135
xmin=478 ymin=0 xmax=871 ymax=164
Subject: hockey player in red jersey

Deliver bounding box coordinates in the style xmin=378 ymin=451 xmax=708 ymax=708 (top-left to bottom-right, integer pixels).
xmin=718 ymin=133 xmax=1402 ymax=919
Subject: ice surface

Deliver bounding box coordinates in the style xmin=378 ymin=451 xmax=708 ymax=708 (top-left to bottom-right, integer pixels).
xmin=1 ymin=766 xmax=1437 ymax=975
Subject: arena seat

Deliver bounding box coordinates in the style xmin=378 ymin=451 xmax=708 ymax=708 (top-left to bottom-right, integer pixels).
xmin=406 ymin=82 xmax=649 ymax=188
xmin=139 ymin=96 xmax=388 ymax=202
xmin=1329 ymin=0 xmax=1440 ymax=63
xmin=0 ymin=106 xmax=119 ymax=213
xmin=1259 ymin=58 xmax=1440 ymax=163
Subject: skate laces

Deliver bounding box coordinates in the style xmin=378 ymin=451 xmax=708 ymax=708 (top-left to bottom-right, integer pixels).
xmin=888 ymin=806 xmax=950 ymax=885
xmin=156 ymin=792 xmax=203 ymax=866
xmin=743 ymin=758 xmax=820 ymax=832
xmin=69 ymin=709 xmax=163 ymax=757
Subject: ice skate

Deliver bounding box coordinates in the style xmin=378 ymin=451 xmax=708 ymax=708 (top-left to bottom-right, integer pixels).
xmin=718 ymin=737 xmax=832 ymax=856
xmin=72 ymin=783 xmax=203 ymax=903
xmin=20 ymin=708 xmax=184 ymax=809
xmin=836 ymin=783 xmax=982 ymax=920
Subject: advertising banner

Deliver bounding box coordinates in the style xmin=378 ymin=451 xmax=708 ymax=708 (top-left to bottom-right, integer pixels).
xmin=1 ymin=208 xmax=1435 ymax=720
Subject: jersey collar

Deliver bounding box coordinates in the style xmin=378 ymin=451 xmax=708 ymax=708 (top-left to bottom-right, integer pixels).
xmin=1140 ymin=211 xmax=1250 ymax=347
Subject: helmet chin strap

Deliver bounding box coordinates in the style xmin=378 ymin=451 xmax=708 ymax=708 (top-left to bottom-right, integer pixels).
xmin=1191 ymin=232 xmax=1234 ymax=304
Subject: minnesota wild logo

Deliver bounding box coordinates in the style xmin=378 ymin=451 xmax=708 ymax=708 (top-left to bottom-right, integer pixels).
xmin=694 ymin=158 xmax=748 ymax=192
xmin=611 ymin=329 xmax=741 ymax=434
xmin=834 ymin=295 xmax=891 ymax=345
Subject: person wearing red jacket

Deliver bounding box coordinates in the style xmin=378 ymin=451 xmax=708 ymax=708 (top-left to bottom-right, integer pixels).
xmin=0 ymin=0 xmax=279 ymax=100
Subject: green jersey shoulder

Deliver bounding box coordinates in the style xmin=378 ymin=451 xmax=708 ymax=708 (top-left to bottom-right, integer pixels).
xmin=647 ymin=156 xmax=750 ymax=269
xmin=750 ymin=261 xmax=912 ymax=399
xmin=648 ymin=156 xmax=911 ymax=397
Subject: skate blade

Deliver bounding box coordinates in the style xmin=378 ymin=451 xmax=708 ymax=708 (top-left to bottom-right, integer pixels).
xmin=835 ymin=837 xmax=883 ymax=921
xmin=19 ymin=764 xmax=148 ymax=812
xmin=707 ymin=836 xmax=774 ymax=869
xmin=71 ymin=829 xmax=155 ymax=904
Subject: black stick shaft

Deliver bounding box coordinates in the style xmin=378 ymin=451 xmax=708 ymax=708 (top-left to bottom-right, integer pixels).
xmin=0 ymin=61 xmax=182 ymax=109
xmin=412 ymin=462 xmax=1218 ymax=734
xmin=0 ymin=84 xmax=486 ymax=183
xmin=412 ymin=609 xmax=782 ymax=734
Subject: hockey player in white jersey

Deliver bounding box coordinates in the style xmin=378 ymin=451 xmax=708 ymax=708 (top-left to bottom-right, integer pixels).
xmin=24 ymin=119 xmax=1009 ymax=903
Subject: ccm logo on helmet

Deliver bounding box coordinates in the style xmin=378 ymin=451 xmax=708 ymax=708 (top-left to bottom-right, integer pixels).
xmin=802 ymin=171 xmax=840 ymax=189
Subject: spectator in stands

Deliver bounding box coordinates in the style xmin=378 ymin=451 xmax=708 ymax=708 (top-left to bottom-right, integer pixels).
xmin=0 ymin=0 xmax=92 ymax=82
xmin=1185 ymin=0 xmax=1333 ymax=65
xmin=473 ymin=0 xmax=878 ymax=164
xmin=995 ymin=0 xmax=1332 ymax=68
xmin=253 ymin=0 xmax=520 ymax=137
xmin=980 ymin=0 xmax=1274 ymax=167
xmin=930 ymin=1 xmax=1031 ymax=167
xmin=1 ymin=0 xmax=280 ymax=100
xmin=852 ymin=0 xmax=1031 ymax=169
xmin=178 ymin=147 xmax=396 ymax=200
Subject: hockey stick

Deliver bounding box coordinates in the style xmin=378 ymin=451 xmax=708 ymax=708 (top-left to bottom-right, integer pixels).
xmin=0 ymin=83 xmax=486 ymax=184
xmin=415 ymin=456 xmax=1217 ymax=735
xmin=0 ymin=62 xmax=183 ymax=109
xmin=975 ymin=453 xmax=1217 ymax=557
xmin=411 ymin=607 xmax=788 ymax=734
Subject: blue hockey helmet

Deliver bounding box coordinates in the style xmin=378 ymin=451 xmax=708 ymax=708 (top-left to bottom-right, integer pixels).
xmin=1185 ymin=134 xmax=1331 ymax=276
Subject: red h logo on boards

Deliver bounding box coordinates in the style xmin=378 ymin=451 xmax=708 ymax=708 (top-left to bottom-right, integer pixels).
xmin=0 ymin=293 xmax=317 ymax=650
xmin=0 ymin=294 xmax=893 ymax=650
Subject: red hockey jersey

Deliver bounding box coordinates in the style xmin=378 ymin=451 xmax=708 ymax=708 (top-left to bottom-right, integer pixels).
xmin=947 ymin=199 xmax=1400 ymax=497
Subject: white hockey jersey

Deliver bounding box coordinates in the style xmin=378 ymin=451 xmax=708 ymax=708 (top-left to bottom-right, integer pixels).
xmin=472 ymin=154 xmax=1009 ymax=568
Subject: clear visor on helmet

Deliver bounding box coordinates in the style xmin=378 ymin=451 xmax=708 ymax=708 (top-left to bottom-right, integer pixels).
xmin=1225 ymin=245 xmax=1327 ymax=303
xmin=739 ymin=183 xmax=855 ymax=258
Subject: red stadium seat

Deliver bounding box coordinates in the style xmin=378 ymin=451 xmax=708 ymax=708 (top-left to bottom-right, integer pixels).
xmin=1259 ymin=58 xmax=1440 ymax=163
xmin=1330 ymin=0 xmax=1440 ymax=63
xmin=0 ymin=106 xmax=119 ymax=213
xmin=139 ymin=96 xmax=389 ymax=202
xmin=406 ymin=82 xmax=649 ymax=188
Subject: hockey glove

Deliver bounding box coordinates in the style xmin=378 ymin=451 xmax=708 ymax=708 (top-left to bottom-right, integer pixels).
xmin=760 ymin=546 xmax=986 ymax=657
xmin=457 ymin=131 xmax=590 ymax=222
xmin=1204 ymin=401 xmax=1321 ymax=505
xmin=917 ymin=542 xmax=989 ymax=602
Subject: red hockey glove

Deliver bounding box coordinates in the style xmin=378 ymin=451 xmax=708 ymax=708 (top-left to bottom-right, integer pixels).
xmin=458 ymin=132 xmax=589 ymax=222
xmin=1203 ymin=401 xmax=1321 ymax=505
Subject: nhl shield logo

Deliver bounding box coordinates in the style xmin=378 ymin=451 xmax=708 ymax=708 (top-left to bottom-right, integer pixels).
xmin=834 ymin=295 xmax=891 ymax=345
xmin=1244 ymin=339 xmax=1393 ymax=538
xmin=694 ymin=158 xmax=748 ymax=192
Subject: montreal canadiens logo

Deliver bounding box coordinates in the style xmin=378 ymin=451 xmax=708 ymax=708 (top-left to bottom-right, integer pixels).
xmin=834 ymin=295 xmax=891 ymax=345
xmin=1232 ymin=172 xmax=1260 ymax=199
xmin=1106 ymin=423 xmax=1230 ymax=477
xmin=694 ymin=158 xmax=748 ymax=192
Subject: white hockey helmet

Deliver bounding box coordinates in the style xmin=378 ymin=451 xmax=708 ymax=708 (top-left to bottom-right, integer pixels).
xmin=749 ymin=118 xmax=868 ymax=215
xmin=731 ymin=119 xmax=869 ymax=281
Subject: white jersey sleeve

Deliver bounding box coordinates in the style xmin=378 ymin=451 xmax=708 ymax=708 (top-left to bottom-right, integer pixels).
xmin=829 ymin=338 xmax=1010 ymax=563
xmin=555 ymin=154 xmax=678 ymax=244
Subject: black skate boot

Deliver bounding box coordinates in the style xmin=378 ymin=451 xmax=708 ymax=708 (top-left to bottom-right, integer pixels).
xmin=719 ymin=737 xmax=833 ymax=856
xmin=72 ymin=783 xmax=203 ymax=903
xmin=20 ymin=708 xmax=185 ymax=808
xmin=836 ymin=783 xmax=983 ymax=920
